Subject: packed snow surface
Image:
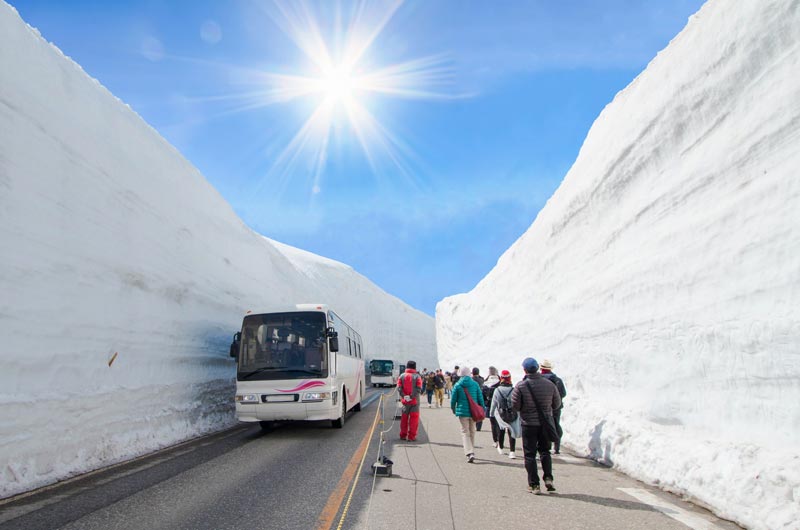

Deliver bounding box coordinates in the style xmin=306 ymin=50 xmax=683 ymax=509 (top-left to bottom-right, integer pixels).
xmin=0 ymin=1 xmax=435 ymax=498
xmin=437 ymin=1 xmax=800 ymax=529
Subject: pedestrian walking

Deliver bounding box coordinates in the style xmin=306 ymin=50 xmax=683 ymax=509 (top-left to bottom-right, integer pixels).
xmin=433 ymin=369 xmax=446 ymax=407
xmin=489 ymin=370 xmax=520 ymax=459
xmin=451 ymin=366 xmax=485 ymax=463
xmin=471 ymin=367 xmax=486 ymax=431
xmin=444 ymin=372 xmax=453 ymax=398
xmin=425 ymin=370 xmax=436 ymax=407
xmin=451 ymin=366 xmax=461 ymax=385
xmin=484 ymin=366 xmax=501 ymax=448
xmin=397 ymin=360 xmax=423 ymax=441
xmin=511 ymin=357 xmax=561 ymax=495
xmin=540 ymin=359 xmax=567 ymax=454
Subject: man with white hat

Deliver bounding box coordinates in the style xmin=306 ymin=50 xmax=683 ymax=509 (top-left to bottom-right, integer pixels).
xmin=540 ymin=359 xmax=567 ymax=454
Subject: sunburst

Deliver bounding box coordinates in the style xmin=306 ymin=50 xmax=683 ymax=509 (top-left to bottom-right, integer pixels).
xmin=233 ymin=0 xmax=456 ymax=197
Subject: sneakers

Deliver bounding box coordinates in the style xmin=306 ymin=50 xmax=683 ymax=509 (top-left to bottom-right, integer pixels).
xmin=467 ymin=453 xmax=475 ymax=463
xmin=492 ymin=442 xmax=497 ymax=448
xmin=496 ymin=446 xmax=504 ymax=455
xmin=399 ymin=436 xmax=407 ymax=440
xmin=528 ymin=484 xmax=542 ymax=495
xmin=508 ymin=451 xmax=516 ymax=459
xmin=545 ymin=478 xmax=556 ymax=492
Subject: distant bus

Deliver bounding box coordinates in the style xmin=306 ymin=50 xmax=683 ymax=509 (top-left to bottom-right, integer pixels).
xmin=369 ymin=359 xmax=399 ymax=387
xmin=229 ymin=304 xmax=366 ymax=429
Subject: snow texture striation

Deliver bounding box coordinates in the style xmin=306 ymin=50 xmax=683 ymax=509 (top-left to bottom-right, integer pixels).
xmin=0 ymin=1 xmax=435 ymax=498
xmin=436 ymin=1 xmax=800 ymax=529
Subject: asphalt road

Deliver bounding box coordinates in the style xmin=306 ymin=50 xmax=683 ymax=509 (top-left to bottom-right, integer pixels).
xmin=0 ymin=387 xmax=743 ymax=530
xmin=0 ymin=387 xmax=388 ymax=530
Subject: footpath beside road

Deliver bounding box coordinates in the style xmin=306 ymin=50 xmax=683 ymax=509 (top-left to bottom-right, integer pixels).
xmin=347 ymin=396 xmax=742 ymax=530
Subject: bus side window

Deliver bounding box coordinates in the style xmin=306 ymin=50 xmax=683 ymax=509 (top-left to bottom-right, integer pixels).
xmin=347 ymin=337 xmax=352 ymax=357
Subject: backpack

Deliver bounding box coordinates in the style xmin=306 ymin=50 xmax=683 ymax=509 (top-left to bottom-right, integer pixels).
xmin=496 ymin=388 xmax=517 ymax=423
xmin=482 ymin=384 xmax=495 ymax=407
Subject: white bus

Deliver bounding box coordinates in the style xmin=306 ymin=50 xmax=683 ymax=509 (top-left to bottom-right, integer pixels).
xmin=369 ymin=359 xmax=399 ymax=387
xmin=229 ymin=304 xmax=366 ymax=429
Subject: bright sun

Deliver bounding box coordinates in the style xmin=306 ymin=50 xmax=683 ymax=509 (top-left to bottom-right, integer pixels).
xmin=321 ymin=67 xmax=356 ymax=102
xmin=232 ymin=1 xmax=454 ymax=196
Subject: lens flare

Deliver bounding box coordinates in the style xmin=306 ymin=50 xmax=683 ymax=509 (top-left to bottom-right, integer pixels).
xmin=218 ymin=0 xmax=459 ymax=197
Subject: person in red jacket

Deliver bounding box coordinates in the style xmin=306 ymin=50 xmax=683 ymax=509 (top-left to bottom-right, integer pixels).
xmin=397 ymin=360 xmax=423 ymax=441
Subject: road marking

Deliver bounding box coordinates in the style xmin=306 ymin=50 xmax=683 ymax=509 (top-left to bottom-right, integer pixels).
xmin=315 ymin=397 xmax=382 ymax=530
xmin=618 ymin=488 xmax=723 ymax=529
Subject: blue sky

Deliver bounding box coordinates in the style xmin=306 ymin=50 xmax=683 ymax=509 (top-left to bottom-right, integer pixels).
xmin=11 ymin=0 xmax=705 ymax=315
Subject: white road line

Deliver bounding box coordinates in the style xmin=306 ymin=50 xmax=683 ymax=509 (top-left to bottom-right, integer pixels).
xmin=618 ymin=488 xmax=723 ymax=530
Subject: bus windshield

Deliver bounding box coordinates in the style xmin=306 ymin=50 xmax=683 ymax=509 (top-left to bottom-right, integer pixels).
xmin=238 ymin=312 xmax=328 ymax=381
xmin=369 ymin=360 xmax=394 ymax=376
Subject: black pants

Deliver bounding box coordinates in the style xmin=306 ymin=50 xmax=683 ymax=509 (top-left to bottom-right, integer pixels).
xmin=498 ymin=428 xmax=516 ymax=451
xmin=490 ymin=417 xmax=500 ymax=443
xmin=521 ymin=424 xmax=552 ymax=486
xmin=553 ymin=408 xmax=563 ymax=452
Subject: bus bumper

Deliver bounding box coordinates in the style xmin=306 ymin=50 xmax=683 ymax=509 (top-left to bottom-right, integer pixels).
xmin=236 ymin=401 xmax=339 ymax=422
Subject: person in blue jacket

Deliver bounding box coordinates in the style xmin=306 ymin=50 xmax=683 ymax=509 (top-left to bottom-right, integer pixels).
xmin=451 ymin=366 xmax=485 ymax=463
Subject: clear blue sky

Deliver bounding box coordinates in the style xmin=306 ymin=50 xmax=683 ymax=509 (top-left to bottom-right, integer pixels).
xmin=11 ymin=0 xmax=704 ymax=315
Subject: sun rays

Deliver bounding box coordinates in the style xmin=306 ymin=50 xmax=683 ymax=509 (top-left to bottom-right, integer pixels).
xmin=222 ymin=0 xmax=457 ymax=197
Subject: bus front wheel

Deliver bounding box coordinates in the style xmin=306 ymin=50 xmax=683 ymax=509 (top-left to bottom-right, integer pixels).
xmin=331 ymin=394 xmax=346 ymax=429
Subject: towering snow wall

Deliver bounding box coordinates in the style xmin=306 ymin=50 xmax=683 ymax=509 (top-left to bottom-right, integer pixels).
xmin=436 ymin=1 xmax=800 ymax=528
xmin=0 ymin=2 xmax=435 ymax=498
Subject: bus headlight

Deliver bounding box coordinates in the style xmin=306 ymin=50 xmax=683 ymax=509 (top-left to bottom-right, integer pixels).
xmin=235 ymin=394 xmax=259 ymax=403
xmin=302 ymin=392 xmax=331 ymax=402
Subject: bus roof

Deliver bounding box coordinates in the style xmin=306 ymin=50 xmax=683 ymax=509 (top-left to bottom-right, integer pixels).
xmin=243 ymin=304 xmax=330 ymax=316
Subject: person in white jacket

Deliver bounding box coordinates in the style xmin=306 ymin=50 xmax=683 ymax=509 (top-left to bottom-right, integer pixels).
xmin=489 ymin=370 xmax=521 ymax=458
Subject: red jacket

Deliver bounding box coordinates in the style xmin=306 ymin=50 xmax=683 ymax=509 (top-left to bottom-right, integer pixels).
xmin=397 ymin=369 xmax=423 ymax=406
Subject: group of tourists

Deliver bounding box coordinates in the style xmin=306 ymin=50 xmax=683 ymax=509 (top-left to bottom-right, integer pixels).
xmin=395 ymin=357 xmax=567 ymax=495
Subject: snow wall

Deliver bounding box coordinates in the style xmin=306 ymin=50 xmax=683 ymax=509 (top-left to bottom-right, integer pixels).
xmin=0 ymin=2 xmax=435 ymax=498
xmin=436 ymin=1 xmax=800 ymax=529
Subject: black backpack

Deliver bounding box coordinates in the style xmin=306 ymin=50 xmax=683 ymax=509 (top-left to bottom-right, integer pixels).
xmin=496 ymin=388 xmax=517 ymax=423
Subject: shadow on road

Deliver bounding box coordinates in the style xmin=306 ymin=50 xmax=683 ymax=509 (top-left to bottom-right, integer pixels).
xmin=553 ymin=493 xmax=658 ymax=512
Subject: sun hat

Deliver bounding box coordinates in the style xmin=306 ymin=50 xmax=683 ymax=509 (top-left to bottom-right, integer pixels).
xmin=540 ymin=359 xmax=553 ymax=370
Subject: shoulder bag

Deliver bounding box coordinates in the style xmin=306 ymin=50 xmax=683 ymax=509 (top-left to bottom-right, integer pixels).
xmin=462 ymin=383 xmax=486 ymax=422
xmin=524 ymin=381 xmax=559 ymax=443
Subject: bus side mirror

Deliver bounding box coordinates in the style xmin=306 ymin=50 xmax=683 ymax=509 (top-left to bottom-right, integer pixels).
xmin=326 ymin=327 xmax=339 ymax=352
xmin=230 ymin=332 xmax=241 ymax=358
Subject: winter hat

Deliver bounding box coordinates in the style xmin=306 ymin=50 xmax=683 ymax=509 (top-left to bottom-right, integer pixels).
xmin=500 ymin=370 xmax=512 ymax=382
xmin=459 ymin=366 xmax=471 ymax=377
xmin=540 ymin=359 xmax=553 ymax=370
xmin=522 ymin=357 xmax=539 ymax=373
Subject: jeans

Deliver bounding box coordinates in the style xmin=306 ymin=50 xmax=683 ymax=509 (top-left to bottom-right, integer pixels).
xmin=426 ymin=390 xmax=434 ymax=404
xmin=521 ymin=424 xmax=552 ymax=486
xmin=458 ymin=417 xmax=476 ymax=455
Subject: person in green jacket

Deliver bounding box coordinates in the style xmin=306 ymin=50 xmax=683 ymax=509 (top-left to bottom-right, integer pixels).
xmin=450 ymin=366 xmax=485 ymax=463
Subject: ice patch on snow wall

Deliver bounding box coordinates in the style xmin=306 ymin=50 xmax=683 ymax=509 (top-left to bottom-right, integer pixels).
xmin=0 ymin=1 xmax=434 ymax=498
xmin=436 ymin=0 xmax=800 ymax=528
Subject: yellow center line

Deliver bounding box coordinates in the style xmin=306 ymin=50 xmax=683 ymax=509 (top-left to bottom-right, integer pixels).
xmin=315 ymin=397 xmax=382 ymax=530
